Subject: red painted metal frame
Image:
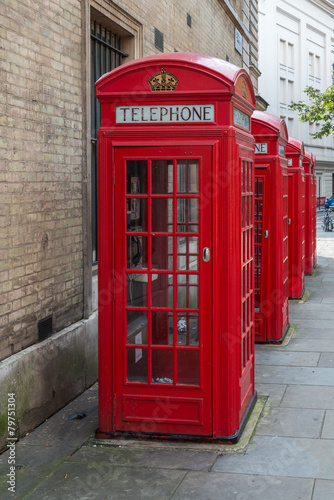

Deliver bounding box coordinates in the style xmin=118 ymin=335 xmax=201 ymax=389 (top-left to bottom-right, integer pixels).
xmin=310 ymin=154 xmax=317 ymax=269
xmin=251 ymin=111 xmax=289 ymax=342
xmin=95 ymin=53 xmax=256 ymax=442
xmin=303 ymin=150 xmax=316 ymax=275
xmin=286 ymin=137 xmax=305 ymax=299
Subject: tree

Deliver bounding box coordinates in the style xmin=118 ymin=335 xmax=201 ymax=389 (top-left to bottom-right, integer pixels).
xmin=289 ymin=85 xmax=334 ymax=139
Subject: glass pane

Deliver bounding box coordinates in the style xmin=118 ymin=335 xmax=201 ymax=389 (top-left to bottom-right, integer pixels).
xmin=126 ymin=198 xmax=147 ymax=232
xmin=127 ymin=348 xmax=148 ymax=382
xmin=152 ymin=311 xmax=173 ymax=345
xmin=152 ymin=274 xmax=173 ymax=308
xmin=127 ymin=273 xmax=148 ymax=307
xmin=152 ymin=349 xmax=173 ymax=384
xmin=177 ymin=160 xmax=199 ymax=193
xmin=127 ymin=235 xmax=147 ymax=270
xmin=152 ymin=235 xmax=173 ymax=270
xmin=177 ymin=236 xmax=199 ymax=271
xmin=151 ymin=198 xmax=173 ymax=232
xmin=177 ymin=198 xmax=198 ymax=232
xmin=177 ymin=350 xmax=199 ymax=385
xmin=152 ymin=160 xmax=173 ymax=194
xmin=177 ymin=313 xmax=199 ymax=346
xmin=177 ymin=274 xmax=198 ymax=309
xmin=126 ymin=160 xmax=147 ymax=194
xmin=127 ymin=311 xmax=148 ymax=345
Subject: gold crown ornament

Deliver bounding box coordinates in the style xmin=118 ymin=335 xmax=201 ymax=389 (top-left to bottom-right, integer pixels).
xmin=148 ymin=68 xmax=179 ymax=91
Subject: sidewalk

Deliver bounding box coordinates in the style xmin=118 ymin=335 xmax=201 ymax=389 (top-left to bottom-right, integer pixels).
xmin=1 ymin=210 xmax=333 ymax=499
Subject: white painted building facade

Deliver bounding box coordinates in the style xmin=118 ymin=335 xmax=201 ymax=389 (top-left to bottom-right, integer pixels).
xmin=258 ymin=0 xmax=334 ymax=201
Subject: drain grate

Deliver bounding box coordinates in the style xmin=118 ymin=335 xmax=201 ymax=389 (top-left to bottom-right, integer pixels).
xmin=38 ymin=316 xmax=53 ymax=341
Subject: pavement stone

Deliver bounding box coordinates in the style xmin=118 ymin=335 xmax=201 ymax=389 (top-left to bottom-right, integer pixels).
xmin=255 ymin=350 xmax=320 ymax=366
xmin=321 ymin=410 xmax=334 ymax=439
xmin=254 ymin=383 xmax=287 ymax=406
xmin=313 ymin=479 xmax=334 ymax=500
xmin=255 ymin=365 xmax=334 ymax=385
xmin=318 ymin=352 xmax=334 ymax=367
xmin=212 ymin=435 xmax=334 ymax=480
xmin=27 ymin=463 xmax=186 ymax=500
xmin=172 ymin=472 xmax=314 ymax=500
xmin=280 ymin=385 xmax=334 ymax=410
xmin=255 ymin=407 xmax=324 ymax=438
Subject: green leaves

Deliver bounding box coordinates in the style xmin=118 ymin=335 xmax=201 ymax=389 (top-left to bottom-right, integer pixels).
xmin=289 ymin=85 xmax=334 ymax=138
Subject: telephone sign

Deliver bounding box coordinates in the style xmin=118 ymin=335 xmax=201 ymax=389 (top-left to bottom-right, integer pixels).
xmin=255 ymin=143 xmax=268 ymax=154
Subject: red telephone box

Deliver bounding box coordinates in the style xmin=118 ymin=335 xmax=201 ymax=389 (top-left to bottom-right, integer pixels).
xmin=286 ymin=137 xmax=305 ymax=299
xmin=95 ymin=53 xmax=256 ymax=443
xmin=251 ymin=111 xmax=289 ymax=342
xmin=303 ymin=150 xmax=316 ymax=275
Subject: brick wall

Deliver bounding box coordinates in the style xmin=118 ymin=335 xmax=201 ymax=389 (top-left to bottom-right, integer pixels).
xmin=112 ymin=0 xmax=245 ymax=66
xmin=0 ymin=0 xmax=84 ymax=360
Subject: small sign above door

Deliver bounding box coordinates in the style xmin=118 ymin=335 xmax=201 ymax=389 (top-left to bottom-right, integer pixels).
xmin=255 ymin=143 xmax=268 ymax=154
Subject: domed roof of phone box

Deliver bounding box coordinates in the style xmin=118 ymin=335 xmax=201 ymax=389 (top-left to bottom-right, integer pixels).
xmin=251 ymin=110 xmax=288 ymax=141
xmin=95 ymin=52 xmax=256 ymax=106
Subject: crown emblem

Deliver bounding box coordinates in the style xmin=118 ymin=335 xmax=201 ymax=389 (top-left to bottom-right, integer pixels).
xmin=148 ymin=68 xmax=179 ymax=91
xmin=241 ymin=80 xmax=247 ymax=98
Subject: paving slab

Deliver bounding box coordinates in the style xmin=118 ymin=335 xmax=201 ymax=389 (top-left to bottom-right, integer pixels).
xmin=293 ymin=327 xmax=334 ymax=339
xmin=313 ymin=479 xmax=334 ymax=500
xmin=281 ymin=385 xmax=334 ymax=410
xmin=273 ymin=338 xmax=334 ymax=352
xmin=26 ymin=463 xmax=186 ymax=500
xmin=254 ymin=383 xmax=287 ymax=406
xmin=172 ymin=472 xmax=313 ymax=500
xmin=68 ymin=444 xmax=218 ymax=471
xmin=318 ymin=352 xmax=334 ymax=368
xmin=321 ymin=410 xmax=334 ymax=439
xmin=254 ymin=350 xmax=319 ymax=366
xmin=255 ymin=365 xmax=334 ymax=386
xmin=255 ymin=407 xmax=324 ymax=438
xmin=212 ymin=435 xmax=334 ymax=480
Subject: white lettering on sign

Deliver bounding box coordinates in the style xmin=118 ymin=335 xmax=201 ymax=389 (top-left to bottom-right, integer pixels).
xmin=287 ymin=158 xmax=293 ymax=166
xmin=116 ymin=105 xmax=215 ymax=123
xmin=255 ymin=143 xmax=268 ymax=154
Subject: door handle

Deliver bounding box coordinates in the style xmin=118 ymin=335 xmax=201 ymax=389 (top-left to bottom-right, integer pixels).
xmin=264 ymin=230 xmax=269 ymax=239
xmin=203 ymin=247 xmax=210 ymax=262
xmin=288 ymin=218 xmax=291 ymax=225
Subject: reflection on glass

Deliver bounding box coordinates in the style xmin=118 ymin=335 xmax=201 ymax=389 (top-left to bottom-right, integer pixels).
xmin=152 ymin=160 xmax=173 ymax=194
xmin=127 ymin=160 xmax=147 ymax=194
xmin=152 ymin=311 xmax=173 ymax=345
xmin=177 ymin=275 xmax=198 ymax=309
xmin=152 ymin=235 xmax=173 ymax=270
xmin=177 ymin=350 xmax=199 ymax=385
xmin=152 ymin=274 xmax=173 ymax=308
xmin=126 ymin=198 xmax=147 ymax=231
xmin=177 ymin=198 xmax=198 ymax=232
xmin=177 ymin=313 xmax=199 ymax=345
xmin=177 ymin=236 xmax=199 ymax=271
xmin=152 ymin=349 xmax=173 ymax=384
xmin=127 ymin=311 xmax=148 ymax=345
xmin=177 ymin=160 xmax=199 ymax=193
xmin=127 ymin=235 xmax=147 ymax=270
xmin=151 ymin=198 xmax=173 ymax=232
xmin=127 ymin=348 xmax=148 ymax=382
xmin=127 ymin=273 xmax=148 ymax=307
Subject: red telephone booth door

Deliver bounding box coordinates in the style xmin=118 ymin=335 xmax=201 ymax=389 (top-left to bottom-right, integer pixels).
xmin=114 ymin=145 xmax=212 ymax=436
xmin=254 ymin=169 xmax=270 ymax=341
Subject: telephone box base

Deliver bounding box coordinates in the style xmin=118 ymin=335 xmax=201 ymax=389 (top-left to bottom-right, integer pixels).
xmin=95 ymin=393 xmax=257 ymax=445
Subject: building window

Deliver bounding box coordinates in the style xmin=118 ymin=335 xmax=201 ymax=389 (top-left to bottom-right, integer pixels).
xmin=91 ymin=21 xmax=128 ymax=263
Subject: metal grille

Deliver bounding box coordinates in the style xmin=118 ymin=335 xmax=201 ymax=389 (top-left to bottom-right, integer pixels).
xmin=154 ymin=28 xmax=164 ymax=52
xmin=91 ymin=21 xmax=128 ymax=263
xmin=38 ymin=316 xmax=53 ymax=342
